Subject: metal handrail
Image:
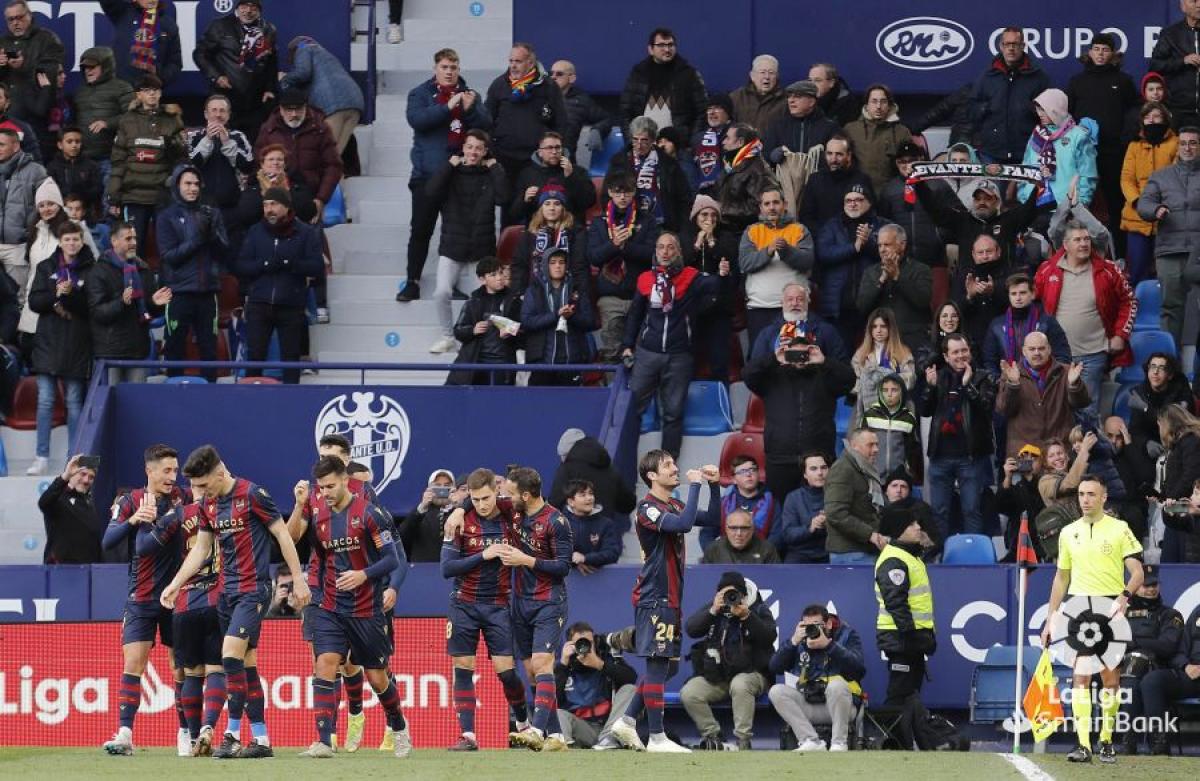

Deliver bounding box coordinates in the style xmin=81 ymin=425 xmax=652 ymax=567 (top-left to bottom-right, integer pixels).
xmin=364 ymin=0 xmax=377 ymax=124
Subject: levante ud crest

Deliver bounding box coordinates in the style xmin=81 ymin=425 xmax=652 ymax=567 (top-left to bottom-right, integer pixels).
xmin=314 ymin=392 xmax=411 ymax=495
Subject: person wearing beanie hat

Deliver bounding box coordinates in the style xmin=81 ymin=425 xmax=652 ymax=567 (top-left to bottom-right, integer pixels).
xmin=509 ymin=130 xmax=595 ymax=227
xmin=705 ymin=93 xmax=734 ymax=121
xmin=511 ymin=174 xmax=588 ymax=296
xmin=692 ymin=94 xmax=734 ymax=193
xmin=729 ymin=55 xmax=785 ymax=136
xmin=195 ymin=0 xmax=279 ymax=141
xmin=536 ymin=183 xmax=566 ymax=206
xmin=680 ymin=191 xmax=737 ymax=382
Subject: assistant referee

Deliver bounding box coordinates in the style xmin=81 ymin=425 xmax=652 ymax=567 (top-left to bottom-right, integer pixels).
xmin=1040 ymin=474 xmax=1144 ymax=765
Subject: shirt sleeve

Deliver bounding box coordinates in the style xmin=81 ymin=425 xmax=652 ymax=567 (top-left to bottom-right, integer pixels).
xmin=1057 ymin=530 xmax=1072 ymax=571
xmin=1120 ymin=521 xmax=1143 ymax=559
xmin=250 ymin=484 xmax=282 ymax=527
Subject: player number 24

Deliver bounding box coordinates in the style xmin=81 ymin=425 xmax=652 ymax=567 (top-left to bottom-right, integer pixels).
xmin=654 ymin=620 xmax=675 ymax=643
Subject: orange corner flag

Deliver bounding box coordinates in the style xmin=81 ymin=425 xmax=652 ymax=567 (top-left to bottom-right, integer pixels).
xmin=1023 ymin=648 xmax=1064 ymax=742
xmin=1016 ymin=513 xmax=1038 ymax=569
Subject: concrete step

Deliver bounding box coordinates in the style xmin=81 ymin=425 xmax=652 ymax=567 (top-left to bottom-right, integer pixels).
xmin=0 ymin=530 xmax=45 ymax=563
xmin=328 ymin=224 xmax=412 ymax=255
xmin=398 ymin=0 xmax=512 ymax=21
xmin=311 ymin=323 xmax=449 ymax=350
xmin=343 ymin=176 xmax=411 ymax=202
xmin=329 ymin=273 xmax=407 ymax=301
xmin=368 ymin=120 xmax=414 ymax=143
xmin=333 ymin=250 xmax=402 ymax=276
xmin=403 ymin=17 xmax=513 ymax=41
xmin=323 ymin=300 xmax=460 ymax=326
xmin=378 ymin=68 xmax=495 ymax=96
xmin=1 ymin=426 xmax=69 ymax=469
xmin=368 ymin=39 xmax=511 ymax=73
xmin=366 ymin=150 xmax=414 ymax=179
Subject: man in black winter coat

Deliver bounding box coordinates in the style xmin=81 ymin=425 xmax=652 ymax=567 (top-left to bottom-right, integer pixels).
xmin=549 ymin=60 xmax=613 ymax=161
xmin=485 ymin=43 xmax=567 ymax=187
xmin=797 ymin=134 xmax=874 ymax=229
xmin=1149 ymin=1 xmax=1200 ymax=129
xmin=398 ymin=469 xmax=458 ymax=562
xmin=548 ymin=432 xmax=638 ymax=534
xmin=763 ymin=80 xmax=840 ymax=165
xmin=915 ymin=177 xmax=1042 ymax=271
xmin=619 ymin=27 xmax=708 ymax=141
xmin=969 ymin=27 xmax=1049 ymax=164
xmin=193 ymin=0 xmax=279 ymax=141
xmin=508 ymin=130 xmax=595 ymax=226
xmin=40 ymin=454 xmax=101 ymax=564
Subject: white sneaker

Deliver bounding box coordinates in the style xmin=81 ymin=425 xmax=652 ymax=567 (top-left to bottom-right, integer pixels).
xmin=609 ymin=718 xmax=645 ymax=752
xmin=103 ymin=726 xmax=134 ymax=756
xmin=26 ymin=456 xmax=49 ymax=476
xmin=593 ymin=734 xmax=621 ymax=751
xmin=393 ymin=726 xmax=412 ymax=758
xmin=344 ymin=711 xmax=365 ymax=752
xmin=428 ymin=335 xmax=458 ymax=354
xmin=298 ymin=740 xmax=335 ymax=758
xmin=793 ymin=737 xmax=827 ymax=752
xmin=177 ymin=727 xmax=192 ymax=757
xmin=387 ymin=23 xmax=403 ymax=43
xmin=829 ymin=740 xmax=849 ymax=752
xmin=646 ymin=733 xmax=691 ymax=753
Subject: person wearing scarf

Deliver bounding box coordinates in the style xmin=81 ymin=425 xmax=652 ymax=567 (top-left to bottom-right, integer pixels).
xmin=997 ymin=331 xmax=1089 ymax=459
xmin=194 ymin=0 xmax=278 ymax=139
xmin=520 ymin=247 xmax=597 ymax=386
xmin=692 ymin=94 xmax=732 ymax=193
xmin=1017 ymin=88 xmax=1099 ymax=208
xmin=484 ymin=44 xmax=566 ymax=189
xmin=101 ymin=0 xmax=183 ymax=87
xmin=717 ymin=124 xmax=773 ymax=235
xmin=981 ymin=273 xmax=1071 ymax=374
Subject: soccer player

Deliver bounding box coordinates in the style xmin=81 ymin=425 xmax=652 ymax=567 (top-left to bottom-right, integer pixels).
xmin=161 ymin=445 xmax=311 ymax=760
xmin=288 ymin=433 xmax=407 ymax=752
xmin=101 ymin=445 xmax=193 ymax=757
xmin=291 ymin=456 xmax=411 ymax=759
xmin=139 ymin=498 xmax=224 ymax=756
xmin=1040 ymin=474 xmax=1144 ymax=765
xmin=609 ymin=450 xmax=721 ymax=753
xmin=500 ymin=467 xmax=574 ymax=752
xmin=440 ymin=468 xmax=532 ymax=751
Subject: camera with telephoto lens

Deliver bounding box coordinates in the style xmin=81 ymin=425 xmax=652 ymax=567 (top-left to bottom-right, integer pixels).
xmin=573 ymin=637 xmax=593 ymax=657
xmin=604 ymin=626 xmax=636 ymax=654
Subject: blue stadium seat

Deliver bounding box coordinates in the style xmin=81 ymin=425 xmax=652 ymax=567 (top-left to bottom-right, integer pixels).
xmin=1119 ymin=330 xmax=1177 ymax=383
xmin=1133 ymin=280 xmax=1161 ymax=332
xmin=833 ymin=396 xmax=855 ymax=456
xmin=164 ymin=376 xmax=208 ymax=384
xmin=942 ymin=534 xmax=997 ymax=564
xmin=682 ymin=381 xmax=733 ymax=436
xmin=969 ymin=645 xmax=1038 ymax=723
xmin=588 ymin=127 xmax=625 ymax=178
xmin=640 ymin=397 xmax=660 ymax=433
xmin=1111 ymin=384 xmax=1134 ymax=422
xmin=323 ymin=183 xmax=346 ymax=227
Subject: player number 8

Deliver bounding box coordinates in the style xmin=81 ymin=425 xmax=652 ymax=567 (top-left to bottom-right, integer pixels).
xmin=445 ymin=620 xmax=453 ymax=640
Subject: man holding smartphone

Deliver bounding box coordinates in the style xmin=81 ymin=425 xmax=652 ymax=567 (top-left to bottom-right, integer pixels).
xmin=397 ymin=469 xmax=458 ymax=562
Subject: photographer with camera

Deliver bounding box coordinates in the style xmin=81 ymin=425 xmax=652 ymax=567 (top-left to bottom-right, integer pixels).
xmin=398 ymin=469 xmax=459 ymax=562
xmin=679 ymin=572 xmax=778 ymax=750
xmin=998 ymin=444 xmax=1048 ymax=562
xmin=768 ymin=605 xmax=864 ymax=752
xmin=553 ymin=621 xmax=638 ymax=749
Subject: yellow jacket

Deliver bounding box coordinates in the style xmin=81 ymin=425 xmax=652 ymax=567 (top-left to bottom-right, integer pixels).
xmin=1121 ymin=132 xmax=1178 ymax=235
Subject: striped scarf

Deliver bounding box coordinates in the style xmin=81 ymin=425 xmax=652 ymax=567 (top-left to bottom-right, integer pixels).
xmin=1004 ymin=304 xmax=1043 ymax=363
xmin=131 ymin=4 xmax=160 ymax=73
xmin=726 ymin=139 xmax=762 ymax=173
xmin=105 ymin=251 xmax=149 ymax=322
xmin=601 ymin=201 xmax=636 ymax=283
xmin=509 ymin=68 xmax=537 ymax=101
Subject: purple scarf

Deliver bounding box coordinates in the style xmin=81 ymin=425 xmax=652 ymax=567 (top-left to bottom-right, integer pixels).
xmin=1004 ymin=304 xmax=1043 ymax=363
xmin=106 ymin=251 xmax=149 ymax=322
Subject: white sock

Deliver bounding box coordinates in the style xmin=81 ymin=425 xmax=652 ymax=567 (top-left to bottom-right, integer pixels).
xmin=463 ymin=731 xmax=476 ymax=741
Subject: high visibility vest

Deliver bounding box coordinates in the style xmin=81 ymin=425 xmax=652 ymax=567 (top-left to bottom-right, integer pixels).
xmin=875 ymin=544 xmax=935 ymax=632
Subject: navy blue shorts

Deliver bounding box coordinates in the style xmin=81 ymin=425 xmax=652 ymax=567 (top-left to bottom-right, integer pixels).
xmin=634 ymin=602 xmax=681 ymax=658
xmin=301 ymin=603 xmax=320 ymax=645
xmin=446 ymin=599 xmax=513 ymax=658
xmin=308 ymin=606 xmax=393 ymax=668
xmin=511 ymin=598 xmax=566 ymax=659
xmin=122 ymin=601 xmax=174 ymax=647
xmin=173 ymin=606 xmax=222 ymax=668
xmin=217 ymin=584 xmax=270 ymax=648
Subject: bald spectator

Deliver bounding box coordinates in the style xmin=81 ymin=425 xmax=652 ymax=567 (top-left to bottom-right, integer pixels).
xmin=485 ymin=43 xmax=568 ymax=185
xmin=953 ymin=233 xmax=1026 ymax=347
xmin=808 ymin=62 xmax=857 ymax=126
xmin=763 ymin=79 xmax=840 ymax=165
xmin=701 ymin=509 xmax=781 ymax=564
xmin=997 ymin=332 xmax=1089 ymax=458
xmin=729 ymin=55 xmax=786 ymax=133
xmin=797 ymin=133 xmax=873 ymax=229
xmin=619 ymin=27 xmax=708 ymax=140
xmin=549 ymin=60 xmax=613 ymax=163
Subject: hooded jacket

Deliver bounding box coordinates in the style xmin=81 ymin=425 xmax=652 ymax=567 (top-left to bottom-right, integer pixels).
xmin=561 ymin=505 xmax=621 ymax=568
xmin=1017 ymin=89 xmax=1099 ymax=206
xmin=520 ymin=248 xmax=597 ymax=365
xmin=193 ymin=12 xmax=279 ymax=104
xmin=235 ymin=208 xmax=323 ymax=308
xmin=99 ymin=0 xmax=182 ymax=87
xmin=996 ymin=359 xmax=1090 ymax=458
xmin=861 ymin=372 xmax=919 ymax=477
xmin=427 ymin=159 xmax=509 ymax=264
xmin=1136 ymin=156 xmax=1200 ymax=258
xmin=511 ymin=223 xmax=587 ymax=297
xmin=587 ymin=206 xmax=660 ymax=300
xmin=843 ymin=105 xmax=914 ymax=194
xmin=874 ymin=539 xmax=937 ymax=656
xmin=970 ymin=54 xmax=1050 ymax=163
xmin=485 ymin=62 xmax=568 ymax=162
xmin=253 ymin=106 xmax=343 ymax=204
xmin=156 ymin=164 xmax=229 ymax=294
xmin=85 ymin=249 xmax=160 ymax=359
xmin=619 ymin=54 xmax=708 ymax=139
xmin=1120 ymin=127 xmax=1178 ymax=235
xmin=406 ymin=75 xmax=490 ymax=182
xmin=72 ymin=46 xmax=135 ymax=161
xmin=762 ymin=105 xmax=840 ymax=165
xmin=28 ymin=246 xmax=95 ymax=379
xmin=0 ymin=150 xmax=46 ymax=245
xmin=107 ymin=97 xmax=185 ymax=206
xmin=771 ymin=483 xmax=828 ymax=563
xmin=1149 ymin=19 xmax=1200 ymax=123
xmin=547 ymin=436 xmax=638 ymax=530
xmin=1066 ymin=52 xmax=1137 ymax=152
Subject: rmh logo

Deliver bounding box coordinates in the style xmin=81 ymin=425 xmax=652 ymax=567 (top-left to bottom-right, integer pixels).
xmin=877 ymin=17 xmax=974 ymax=70
xmin=314 ymin=392 xmax=411 ymax=497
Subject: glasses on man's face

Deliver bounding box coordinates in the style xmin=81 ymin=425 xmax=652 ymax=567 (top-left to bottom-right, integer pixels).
xmin=727 ymin=526 xmax=754 ymax=533
xmin=1181 ymin=139 xmax=1200 ymax=147
xmin=5 ymin=13 xmax=27 ymax=22
xmin=539 ymin=144 xmax=562 ymax=151
xmin=733 ymin=467 xmax=758 ymax=476
xmin=1148 ymin=364 xmax=1169 ymax=373
xmin=652 ymin=41 xmax=676 ymax=49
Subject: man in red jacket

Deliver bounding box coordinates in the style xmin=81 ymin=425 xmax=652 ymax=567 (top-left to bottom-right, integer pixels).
xmin=252 ymin=89 xmax=342 ymax=220
xmin=1034 ymin=221 xmax=1135 ymax=417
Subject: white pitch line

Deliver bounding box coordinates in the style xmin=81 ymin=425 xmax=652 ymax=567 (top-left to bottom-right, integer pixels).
xmin=998 ymin=752 xmax=1056 ymax=781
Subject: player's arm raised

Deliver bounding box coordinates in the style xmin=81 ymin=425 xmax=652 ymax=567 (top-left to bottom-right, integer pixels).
xmin=161 ymin=529 xmax=214 ymax=608
xmin=286 ymin=480 xmax=310 ymax=542
xmin=654 ymin=473 xmax=705 ymax=533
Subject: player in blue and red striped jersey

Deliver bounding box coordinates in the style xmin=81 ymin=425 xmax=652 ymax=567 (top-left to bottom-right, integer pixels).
xmin=161 ymin=445 xmax=310 ymax=760
xmin=286 ymin=434 xmax=407 ymax=753
xmin=439 ymin=467 xmax=530 ymax=752
xmin=100 ymin=444 xmax=193 ymax=757
xmin=139 ymin=499 xmax=224 ymax=756
xmin=609 ymin=450 xmax=721 ymax=754
xmin=290 ymin=456 xmax=410 ymax=759
xmin=500 ymin=466 xmax=574 ymax=752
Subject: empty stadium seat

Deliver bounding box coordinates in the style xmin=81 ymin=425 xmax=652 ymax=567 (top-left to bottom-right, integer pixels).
xmin=1119 ymin=330 xmax=1177 ymax=383
xmin=184 ymin=329 xmax=232 ymax=377
xmin=323 ymin=183 xmax=347 ymax=227
xmin=497 ymin=225 xmax=523 ymax=264
xmin=942 ymin=534 xmax=997 ymax=564
xmin=585 ymin=176 xmax=604 ymax=223
xmin=719 ymin=432 xmax=766 ymax=485
xmin=588 ymin=127 xmax=625 ymax=177
xmin=682 ymin=381 xmax=733 ymax=436
xmin=1133 ymin=280 xmax=1161 ymax=332
xmin=969 ymin=645 xmax=1037 ymax=724
xmin=165 ymin=376 xmax=208 ymax=384
xmin=236 ymin=376 xmax=281 ymax=385
xmin=640 ymin=397 xmax=660 ymax=433
xmin=742 ymin=393 xmax=765 ymax=433
xmin=4 ymin=376 xmax=65 ymax=430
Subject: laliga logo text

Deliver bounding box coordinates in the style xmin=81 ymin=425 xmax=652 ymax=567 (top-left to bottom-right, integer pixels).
xmin=314 ymin=392 xmax=411 ymax=496
xmin=0 ymin=665 xmax=107 ymax=725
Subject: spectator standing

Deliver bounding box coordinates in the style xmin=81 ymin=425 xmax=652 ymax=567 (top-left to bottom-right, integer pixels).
xmin=445 ymin=256 xmax=521 ymax=386
xmin=548 ymin=431 xmax=637 ymax=534
xmin=882 ymin=469 xmax=938 ymax=558
xmin=680 ymin=572 xmax=777 ymax=751
xmin=509 ymin=184 xmax=586 ymax=296
xmin=39 ymin=454 xmax=101 ymax=564
xmin=824 ymin=428 xmax=885 ymax=563
xmin=739 ymin=187 xmax=814 ymax=343
xmin=253 ymin=89 xmax=343 ymax=223
xmin=1158 ymin=405 xmax=1200 ymax=503
xmin=186 ymin=94 xmax=254 ymax=229
xmin=916 ymin=334 xmax=997 ymax=537
xmin=970 ymin=26 xmax=1049 ymax=164
xmin=797 ymin=134 xmax=873 ymax=229
xmin=910 ymin=83 xmax=975 ymax=145
xmin=915 ymin=176 xmax=1041 ymax=270
xmin=856 ymin=224 xmax=932 ymax=351
xmin=815 ymin=184 xmax=881 ymax=346
xmin=1128 ymin=352 xmax=1192 ymax=454
xmin=1034 ymin=222 xmax=1135 ymax=415
xmin=876 ymin=141 xmax=946 ymax=270
xmin=85 ymin=221 xmax=169 ymax=384
xmin=1016 ymin=88 xmax=1098 ymax=208
xmin=236 ymin=187 xmax=322 ymax=384
xmin=608 ymin=115 xmax=691 ymax=232
xmin=954 ymin=234 xmax=1026 ymax=347
xmin=193 ymin=0 xmax=278 ymax=141
xmin=771 ymin=453 xmax=830 ymax=563
xmin=997 ymin=444 xmax=1048 ymax=562
xmin=996 ymin=332 xmax=1089 ymax=458
xmin=701 ymin=455 xmax=776 ymax=549
xmin=922 ymin=302 xmax=964 ymax=372
xmin=425 ymin=129 xmax=508 ymax=355
xmin=862 ymin=373 xmax=920 ymax=480
xmin=554 ymin=622 xmax=638 ymax=749
xmin=701 ymin=509 xmax=780 ymax=564
xmin=508 ymin=130 xmax=594 ymax=226
xmin=398 ymin=47 xmax=488 ymax=304
xmin=680 ymin=194 xmax=738 ymax=382
xmin=621 ymin=232 xmax=717 ymax=458
xmin=559 ymin=480 xmax=620 ymax=573
xmin=549 ymin=60 xmax=612 ymax=163
xmin=1139 ymin=126 xmax=1200 ymax=346
xmin=808 ymin=63 xmax=857 ymax=126
xmin=0 ymin=0 xmax=63 ymax=145
xmin=99 ymin=0 xmax=183 ymax=89
xmin=156 ymin=164 xmax=228 ymax=379
xmin=485 ymin=43 xmax=567 ymax=186
xmin=619 ymin=27 xmax=707 ymax=141
xmin=520 ymin=247 xmax=596 ymax=385
xmin=717 ymin=123 xmax=775 ymax=236
xmin=280 ymin=36 xmax=364 ymax=155
xmin=72 ymin=47 xmax=133 ymax=182
xmin=729 ymin=55 xmax=785 ymax=133
xmin=25 ymin=220 xmax=93 ymax=476
xmin=744 ymin=280 xmax=852 ymax=498
xmin=656 ymin=123 xmax=700 ymax=193
xmin=1149 ymin=1 xmax=1200 ymax=128
xmin=46 ymin=127 xmax=103 ymax=213
xmin=397 ymin=469 xmax=456 ymax=562
xmin=691 ymin=94 xmax=732 ymax=194
xmin=1120 ymin=102 xmax=1176 ymax=286
xmin=0 ymin=127 xmax=44 ymax=316
xmin=106 ymin=74 xmax=185 ymax=251
xmin=842 ymin=83 xmax=913 ymax=195
xmin=980 ymin=273 xmax=1071 ymax=374
xmin=762 ymin=80 xmax=840 ymax=165
xmin=1103 ymin=417 xmax=1155 ymax=533
xmin=234 ymin=144 xmax=317 ymax=234
xmin=851 ymin=307 xmax=915 ymax=418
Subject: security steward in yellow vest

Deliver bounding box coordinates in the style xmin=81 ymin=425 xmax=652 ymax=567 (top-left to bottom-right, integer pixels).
xmin=874 ymin=506 xmax=936 ymax=710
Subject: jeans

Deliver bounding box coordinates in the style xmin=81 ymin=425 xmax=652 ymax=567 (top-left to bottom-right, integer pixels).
xmin=36 ymin=374 xmax=83 ymax=459
xmin=406 ymin=178 xmax=439 ymax=284
xmin=433 ymin=256 xmax=480 ymax=337
xmin=244 ymin=301 xmax=307 ymax=384
xmin=555 ymin=683 xmax=637 ymax=748
xmin=1073 ymin=351 xmax=1109 ymax=419
xmin=629 ymin=349 xmax=693 ymax=458
xmin=829 ymin=551 xmax=876 ymax=565
xmin=928 ymin=455 xmax=991 ymax=536
xmin=1125 ymin=232 xmax=1154 ymax=287
xmin=1157 ymin=252 xmax=1187 ymax=347
xmin=680 ymin=671 xmax=767 ymax=740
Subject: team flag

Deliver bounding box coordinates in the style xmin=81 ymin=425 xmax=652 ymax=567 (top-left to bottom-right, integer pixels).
xmin=1022 ymin=648 xmax=1064 ymax=742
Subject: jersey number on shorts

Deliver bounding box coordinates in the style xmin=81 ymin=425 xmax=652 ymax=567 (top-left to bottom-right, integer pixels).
xmin=654 ymin=619 xmax=676 ymax=643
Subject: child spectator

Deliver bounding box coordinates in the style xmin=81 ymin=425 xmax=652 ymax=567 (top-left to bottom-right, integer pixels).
xmin=861 ymin=373 xmax=920 ymax=479
xmin=64 ymin=194 xmax=109 ymax=253
xmin=520 ymin=248 xmax=596 ymax=386
xmin=45 ymin=129 xmax=102 ymax=213
xmin=445 ymin=256 xmax=521 ymax=386
xmin=560 ymin=479 xmax=621 ymax=573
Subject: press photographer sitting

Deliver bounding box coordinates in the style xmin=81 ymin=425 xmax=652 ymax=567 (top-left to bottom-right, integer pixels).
xmin=680 ymin=572 xmax=778 ymax=750
xmin=554 ymin=621 xmax=638 ymax=750
xmin=767 ymin=605 xmax=865 ymax=752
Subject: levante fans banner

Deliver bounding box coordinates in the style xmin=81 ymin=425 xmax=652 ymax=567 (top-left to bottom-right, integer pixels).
xmin=0 ymin=619 xmax=508 ymax=748
xmin=515 ymin=0 xmax=1178 ymax=95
